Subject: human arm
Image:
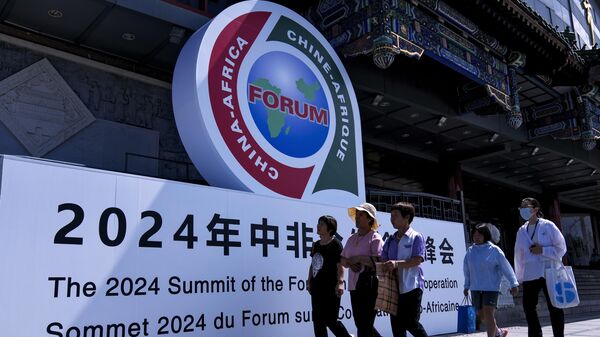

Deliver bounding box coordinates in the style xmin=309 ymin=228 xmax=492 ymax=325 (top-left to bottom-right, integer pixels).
xmin=336 ymin=263 xmax=345 ymax=297
xmin=307 ymin=243 xmax=316 ymax=294
xmin=513 ymin=229 xmax=525 ymax=282
xmin=346 ymin=255 xmax=379 ymax=269
xmin=340 ymin=239 xmax=362 ymax=272
xmin=368 ymin=233 xmax=384 ymax=267
xmin=541 ymin=221 xmax=567 ymax=262
xmin=340 ymin=256 xmax=362 ymax=272
xmin=334 ymin=240 xmax=345 ymax=297
xmin=529 ymin=221 xmax=567 ymax=261
xmin=382 ymin=233 xmax=424 ymax=272
xmin=341 ymin=232 xmax=383 ymax=269
xmin=386 ymin=256 xmax=424 ymax=269
xmin=379 ymin=236 xmax=394 ymax=272
xmin=307 ymin=265 xmax=313 ymax=294
xmin=496 ymin=247 xmax=519 ymax=293
xmin=381 ymin=238 xmax=390 ymax=262
xmin=349 ymin=232 xmax=383 ymax=268
xmin=463 ymin=250 xmax=471 ymax=291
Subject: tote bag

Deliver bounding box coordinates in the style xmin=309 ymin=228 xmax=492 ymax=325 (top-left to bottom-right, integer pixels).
xmin=374 ymin=263 xmax=399 ymax=315
xmin=457 ymin=296 xmax=476 ymax=333
xmin=545 ymin=263 xmax=579 ymax=309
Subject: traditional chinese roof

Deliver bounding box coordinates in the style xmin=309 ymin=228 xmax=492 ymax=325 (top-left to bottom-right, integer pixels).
xmin=453 ymin=0 xmax=585 ymax=84
xmin=578 ymin=47 xmax=600 ymax=65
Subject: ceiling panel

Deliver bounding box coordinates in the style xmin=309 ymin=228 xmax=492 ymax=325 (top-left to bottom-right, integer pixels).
xmin=389 ymin=127 xmax=431 ymax=144
xmin=388 ymin=105 xmax=433 ymax=123
xmin=147 ymin=38 xmax=189 ymax=69
xmin=82 ymin=6 xmax=172 ymax=60
xmin=414 ymin=116 xmax=464 ymax=133
xmin=440 ymin=125 xmax=487 ymax=144
xmin=3 ymin=0 xmax=110 ymax=41
xmin=471 ymin=157 xmax=507 ymax=169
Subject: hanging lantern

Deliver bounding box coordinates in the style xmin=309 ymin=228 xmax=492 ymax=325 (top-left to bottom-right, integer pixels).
xmin=372 ymin=36 xmax=396 ymax=69
xmin=506 ymin=110 xmax=523 ymax=129
xmin=582 ymin=139 xmax=597 ymax=151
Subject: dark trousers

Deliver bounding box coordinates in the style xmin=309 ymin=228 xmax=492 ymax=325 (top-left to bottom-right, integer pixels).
xmin=350 ymin=289 xmax=382 ymax=337
xmin=390 ymin=288 xmax=428 ymax=337
xmin=312 ymin=290 xmax=352 ymax=337
xmin=313 ymin=319 xmax=352 ymax=337
xmin=522 ymin=278 xmax=564 ymax=337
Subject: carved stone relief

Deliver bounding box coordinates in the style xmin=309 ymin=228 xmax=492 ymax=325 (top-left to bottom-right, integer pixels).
xmin=0 ymin=58 xmax=95 ymax=156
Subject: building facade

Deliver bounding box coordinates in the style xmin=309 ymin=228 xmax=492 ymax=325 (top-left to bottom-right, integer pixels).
xmin=0 ymin=0 xmax=599 ymax=265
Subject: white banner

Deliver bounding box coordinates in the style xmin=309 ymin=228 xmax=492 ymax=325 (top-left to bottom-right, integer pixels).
xmin=0 ymin=156 xmax=466 ymax=337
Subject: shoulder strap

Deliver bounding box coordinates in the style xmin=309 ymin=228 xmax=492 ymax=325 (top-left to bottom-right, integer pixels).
xmin=383 ymin=234 xmax=394 ymax=255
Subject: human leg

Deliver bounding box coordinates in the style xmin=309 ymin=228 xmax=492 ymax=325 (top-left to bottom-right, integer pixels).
xmin=522 ymin=279 xmax=543 ymax=337
xmin=472 ymin=291 xmax=484 ymax=331
xmin=481 ymin=306 xmax=498 ymax=337
xmin=365 ymin=285 xmax=382 ymax=337
xmin=313 ymin=319 xmax=329 ymax=337
xmin=326 ymin=320 xmax=353 ymax=337
xmin=476 ymin=309 xmax=484 ymax=331
xmin=540 ymin=278 xmax=564 ymax=337
xmin=389 ymin=313 xmax=405 ymax=337
xmin=396 ymin=289 xmax=428 ymax=337
xmin=351 ymin=289 xmax=375 ymax=337
xmin=363 ymin=280 xmax=380 ymax=337
xmin=319 ymin=290 xmax=351 ymax=337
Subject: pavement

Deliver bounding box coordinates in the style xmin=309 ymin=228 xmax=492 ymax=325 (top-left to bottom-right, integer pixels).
xmin=436 ymin=312 xmax=600 ymax=337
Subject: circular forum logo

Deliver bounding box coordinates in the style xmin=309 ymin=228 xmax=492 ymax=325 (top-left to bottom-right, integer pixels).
xmin=173 ymin=1 xmax=364 ymax=203
xmin=248 ymin=51 xmax=328 ymax=158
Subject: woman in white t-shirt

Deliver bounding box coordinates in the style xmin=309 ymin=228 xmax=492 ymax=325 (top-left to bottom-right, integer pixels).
xmin=514 ymin=197 xmax=567 ymax=337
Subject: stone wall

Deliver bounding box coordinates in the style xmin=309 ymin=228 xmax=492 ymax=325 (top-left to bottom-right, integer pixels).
xmin=0 ymin=40 xmax=200 ymax=182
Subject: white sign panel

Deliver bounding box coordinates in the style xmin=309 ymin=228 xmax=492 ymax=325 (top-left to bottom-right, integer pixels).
xmin=0 ymin=156 xmax=466 ymax=336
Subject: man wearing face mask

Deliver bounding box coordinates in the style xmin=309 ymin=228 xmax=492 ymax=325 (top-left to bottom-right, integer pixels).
xmin=514 ymin=197 xmax=567 ymax=337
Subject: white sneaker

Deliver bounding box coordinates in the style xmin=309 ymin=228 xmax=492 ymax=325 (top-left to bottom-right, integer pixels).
xmin=496 ymin=329 xmax=508 ymax=337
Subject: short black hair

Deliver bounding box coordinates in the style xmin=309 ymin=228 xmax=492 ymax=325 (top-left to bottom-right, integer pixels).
xmin=318 ymin=215 xmax=338 ymax=236
xmin=390 ymin=202 xmax=415 ymax=224
xmin=472 ymin=224 xmax=492 ymax=243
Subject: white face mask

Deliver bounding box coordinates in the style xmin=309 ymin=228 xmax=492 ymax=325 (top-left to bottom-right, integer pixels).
xmin=519 ymin=207 xmax=534 ymax=220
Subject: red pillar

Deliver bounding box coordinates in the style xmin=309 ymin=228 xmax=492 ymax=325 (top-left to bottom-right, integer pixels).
xmin=447 ymin=163 xmax=464 ymax=199
xmin=546 ymin=194 xmax=563 ymax=232
xmin=546 ymin=193 xmax=568 ymax=264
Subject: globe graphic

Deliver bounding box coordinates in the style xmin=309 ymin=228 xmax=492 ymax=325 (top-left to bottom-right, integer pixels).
xmin=247 ymin=51 xmax=329 ymax=158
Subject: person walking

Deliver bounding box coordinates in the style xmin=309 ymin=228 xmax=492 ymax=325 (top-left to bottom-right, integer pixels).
xmin=514 ymin=197 xmax=567 ymax=337
xmin=307 ymin=215 xmax=354 ymax=337
xmin=380 ymin=202 xmax=428 ymax=337
xmin=464 ymin=224 xmax=519 ymax=337
xmin=341 ymin=203 xmax=383 ymax=337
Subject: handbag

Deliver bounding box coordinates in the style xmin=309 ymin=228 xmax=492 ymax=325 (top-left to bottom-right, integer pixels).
xmin=457 ymin=296 xmax=476 ymax=333
xmin=356 ymin=256 xmax=379 ymax=291
xmin=545 ymin=262 xmax=579 ymax=308
xmin=374 ymin=262 xmax=399 ymax=315
xmin=356 ymin=268 xmax=378 ymax=291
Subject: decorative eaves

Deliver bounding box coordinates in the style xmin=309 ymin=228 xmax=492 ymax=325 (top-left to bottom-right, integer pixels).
xmin=472 ymin=0 xmax=584 ymax=72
